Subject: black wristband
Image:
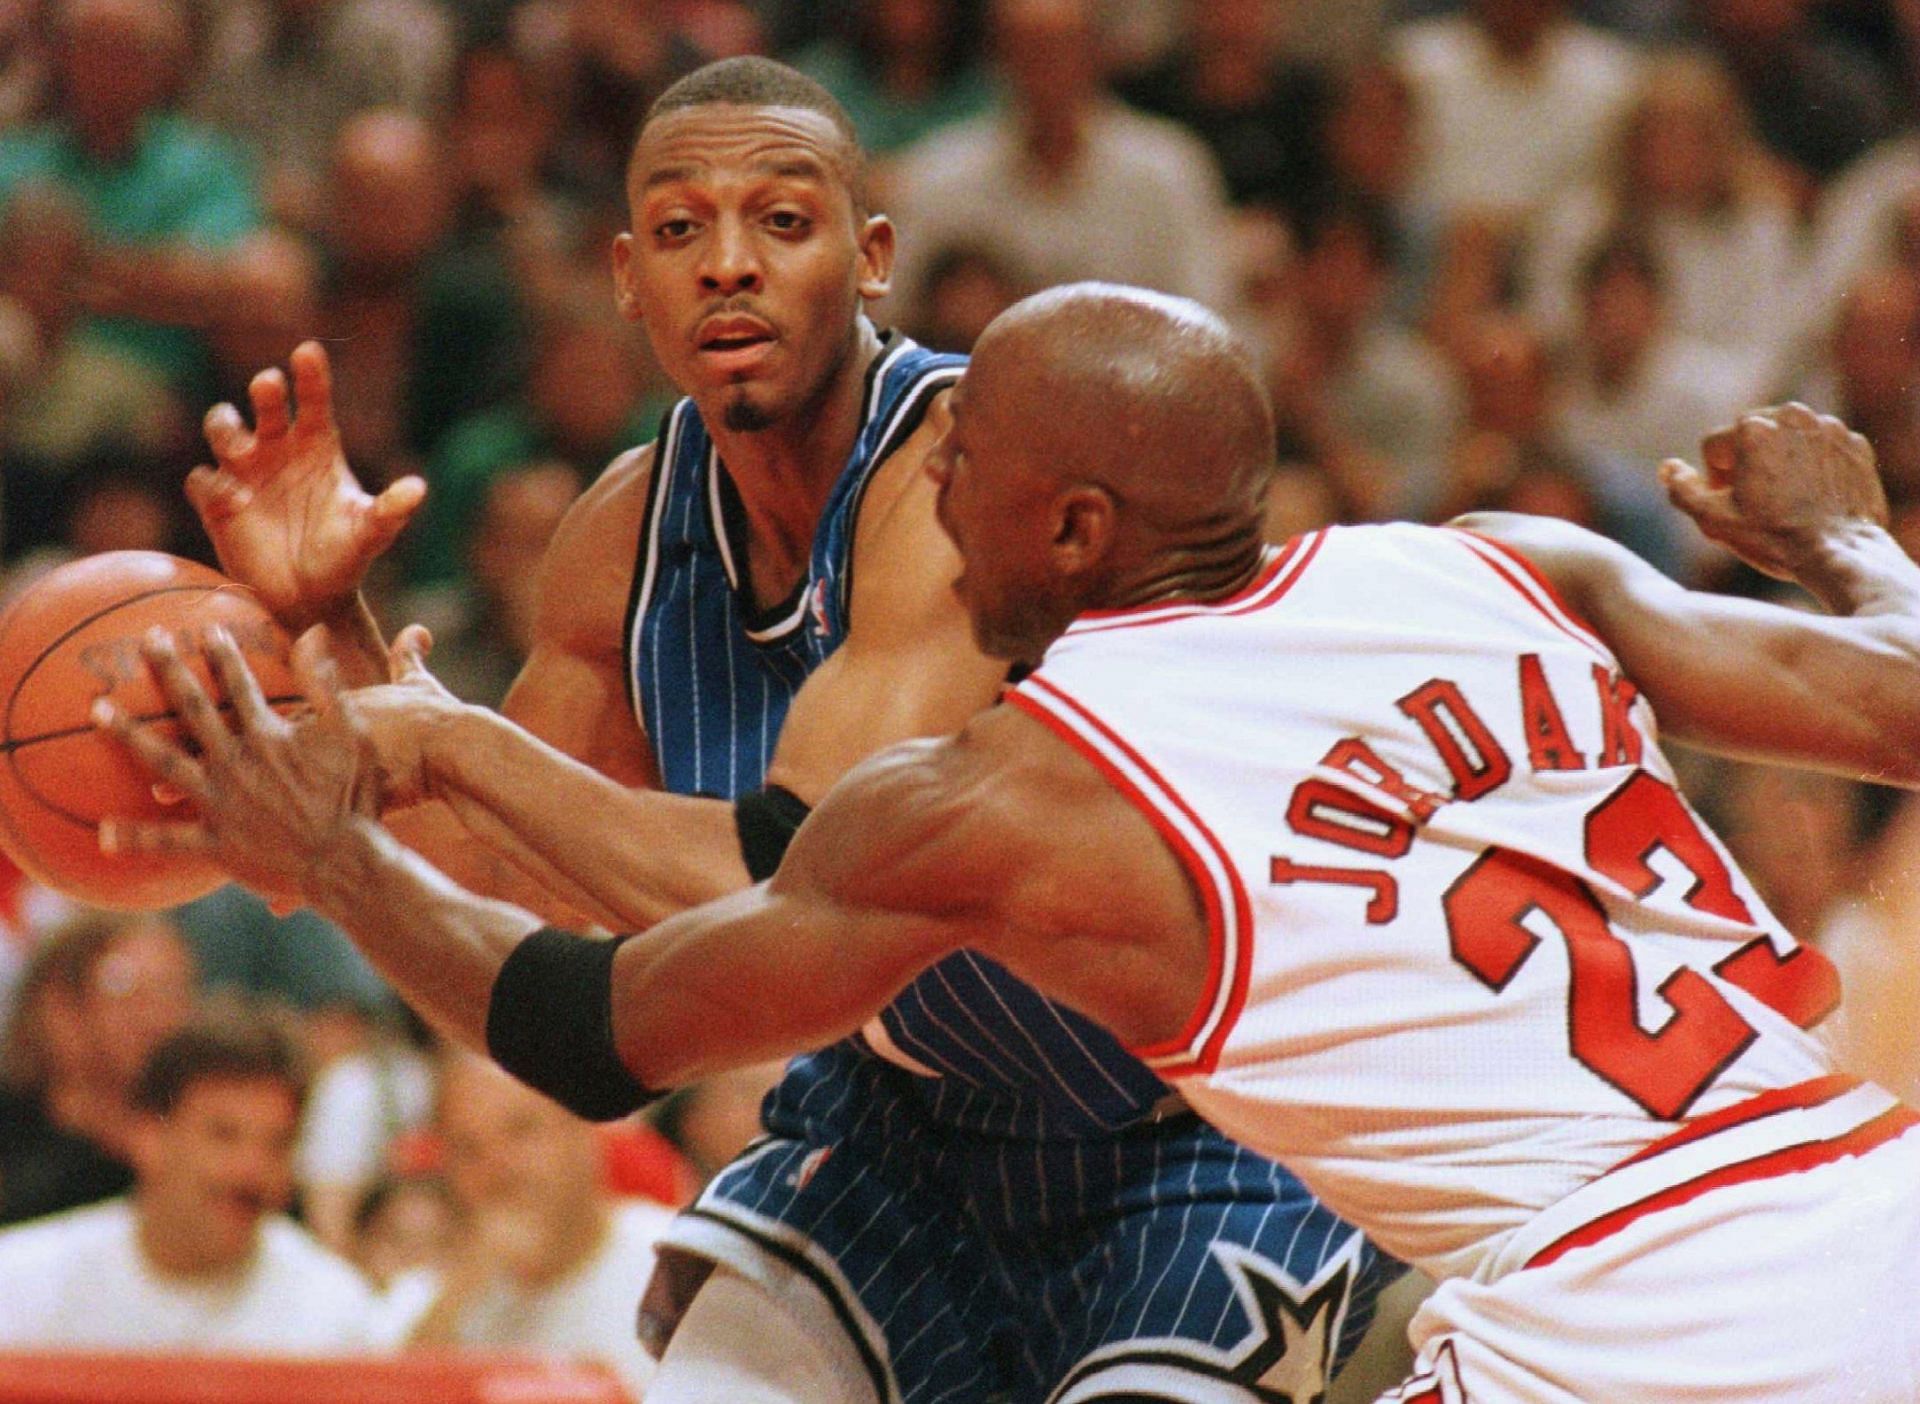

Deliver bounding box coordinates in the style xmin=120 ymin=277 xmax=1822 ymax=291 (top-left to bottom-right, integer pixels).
xmin=735 ymin=784 xmax=812 ymax=881
xmin=485 ymin=927 xmax=661 ymax=1121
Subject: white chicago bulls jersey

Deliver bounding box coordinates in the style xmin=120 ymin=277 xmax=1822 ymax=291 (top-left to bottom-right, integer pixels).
xmin=1008 ymin=523 xmax=1904 ymax=1285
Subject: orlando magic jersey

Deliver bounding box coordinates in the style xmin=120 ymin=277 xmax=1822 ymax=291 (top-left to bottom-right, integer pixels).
xmin=625 ymin=334 xmax=1169 ymax=1137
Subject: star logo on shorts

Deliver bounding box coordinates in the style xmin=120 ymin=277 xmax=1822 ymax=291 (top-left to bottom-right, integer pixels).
xmin=1042 ymin=1235 xmax=1362 ymax=1404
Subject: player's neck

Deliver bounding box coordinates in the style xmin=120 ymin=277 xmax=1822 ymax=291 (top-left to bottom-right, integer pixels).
xmin=1105 ymin=534 xmax=1272 ymax=617
xmin=709 ymin=321 xmax=885 ymax=611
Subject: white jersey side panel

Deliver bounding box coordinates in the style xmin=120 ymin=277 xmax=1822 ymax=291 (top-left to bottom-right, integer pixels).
xmin=1009 ymin=524 xmax=1843 ymax=1279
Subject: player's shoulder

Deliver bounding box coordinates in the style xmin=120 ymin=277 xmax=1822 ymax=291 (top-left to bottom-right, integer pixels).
xmin=545 ymin=441 xmax=658 ymax=559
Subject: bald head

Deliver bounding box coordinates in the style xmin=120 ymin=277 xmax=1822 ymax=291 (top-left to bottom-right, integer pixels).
xmin=933 ymin=284 xmax=1277 ymax=662
xmin=328 ymin=109 xmax=450 ymax=273
xmin=972 ymin=284 xmax=1276 ymax=525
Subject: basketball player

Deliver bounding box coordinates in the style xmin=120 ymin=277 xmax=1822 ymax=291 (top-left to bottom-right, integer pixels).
xmin=177 ymin=60 xmax=1397 ymax=1402
xmin=108 ymin=282 xmax=1920 ymax=1401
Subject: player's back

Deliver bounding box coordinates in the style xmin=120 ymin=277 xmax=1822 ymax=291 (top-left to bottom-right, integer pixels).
xmin=1011 ymin=522 xmax=1884 ymax=1279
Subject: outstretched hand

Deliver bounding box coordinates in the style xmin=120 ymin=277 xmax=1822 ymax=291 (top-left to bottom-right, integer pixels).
xmin=1662 ymin=402 xmax=1889 ymax=583
xmin=91 ymin=625 xmax=385 ymax=907
xmin=191 ymin=342 xmax=425 ymax=630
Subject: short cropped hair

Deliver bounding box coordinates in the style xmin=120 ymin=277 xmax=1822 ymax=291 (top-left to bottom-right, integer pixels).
xmin=131 ymin=1005 xmax=308 ymax=1118
xmin=635 ymin=57 xmax=868 ymax=209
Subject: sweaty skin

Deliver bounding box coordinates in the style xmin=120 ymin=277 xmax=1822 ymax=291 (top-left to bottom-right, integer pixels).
xmin=97 ymin=285 xmax=1920 ymax=1096
xmin=181 ymin=101 xmax=1004 ymax=930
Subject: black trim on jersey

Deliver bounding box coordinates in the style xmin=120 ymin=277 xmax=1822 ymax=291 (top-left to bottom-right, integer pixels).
xmin=620 ymin=406 xmax=682 ymax=728
xmin=834 ymin=359 xmax=964 ymax=634
xmin=679 ymin=1205 xmax=894 ymax=1404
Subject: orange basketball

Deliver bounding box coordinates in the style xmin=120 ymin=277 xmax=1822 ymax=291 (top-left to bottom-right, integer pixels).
xmin=0 ymin=551 xmax=299 ymax=910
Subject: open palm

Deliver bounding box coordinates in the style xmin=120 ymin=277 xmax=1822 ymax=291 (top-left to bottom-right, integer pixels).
xmin=191 ymin=341 xmax=425 ymax=630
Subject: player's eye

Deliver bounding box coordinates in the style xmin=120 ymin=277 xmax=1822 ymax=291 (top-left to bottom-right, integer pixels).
xmin=654 ymin=219 xmax=698 ymax=242
xmin=766 ymin=210 xmax=811 ymax=235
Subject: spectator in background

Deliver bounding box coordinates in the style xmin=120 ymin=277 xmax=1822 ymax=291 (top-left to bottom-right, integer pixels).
xmin=1315 ymin=59 xmax=1435 ymax=323
xmin=0 ymin=909 xmax=195 ymax=1226
xmin=887 ymin=0 xmax=1233 ymax=319
xmin=1693 ymin=0 xmax=1894 ymax=199
xmin=1557 ymin=230 xmax=1759 ymax=472
xmin=0 ymin=0 xmax=261 ymax=401
xmin=191 ymin=0 xmax=456 ymax=231
xmin=403 ymin=300 xmax=654 ymax=591
xmin=394 ymin=1052 xmax=674 ymax=1400
xmin=792 ymin=0 xmax=993 ymax=161
xmin=0 ymin=1007 xmax=387 ymax=1350
xmin=1118 ymin=0 xmax=1331 ymax=222
xmin=1262 ymin=197 xmax=1460 ymax=521
xmin=296 ymin=1004 xmax=437 ymax=1255
xmin=906 ymin=240 xmax=1029 ymax=353
xmin=1390 ymin=0 xmax=1641 ymax=225
xmin=400 ymin=460 xmax=583 ymax=706
xmin=0 ymin=0 xmax=49 ymax=127
xmin=316 ymin=108 xmax=528 ymax=493
xmin=350 ymin=1171 xmax=455 ymax=1291
xmin=1523 ymin=50 xmax=1799 ymax=370
xmin=1800 ymin=265 xmax=1920 ymax=509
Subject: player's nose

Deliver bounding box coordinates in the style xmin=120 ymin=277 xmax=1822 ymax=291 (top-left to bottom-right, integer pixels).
xmin=698 ymin=216 xmax=763 ymax=294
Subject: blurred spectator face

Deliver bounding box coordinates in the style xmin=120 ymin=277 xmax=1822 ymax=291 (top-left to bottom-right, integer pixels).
xmin=615 ymin=104 xmax=887 ymax=435
xmin=1459 ymin=318 xmax=1551 ymax=435
xmin=326 ymin=111 xmax=452 ymax=279
xmin=918 ymin=246 xmax=1025 ymax=353
xmin=82 ymin=918 xmax=196 ymax=1091
xmin=68 ymin=477 xmax=179 ymax=556
xmin=1624 ymin=57 xmax=1744 ymax=211
xmin=992 ymin=0 xmax=1099 ymax=120
xmin=1582 ymin=254 xmax=1662 ymax=377
xmin=453 ymin=48 xmax=558 ymax=213
xmin=569 ymin=0 xmax=669 ymax=80
xmin=0 ymin=189 xmax=87 ymax=339
xmin=1189 ymin=0 xmax=1283 ymax=55
xmin=437 ymin=1055 xmax=603 ymax=1232
xmin=56 ymin=0 xmax=185 ymax=153
xmin=1471 ymin=0 xmax=1559 ymax=59
xmin=1299 ymin=218 xmax=1386 ymax=343
xmin=1834 ymin=269 xmax=1920 ymax=423
xmin=1699 ymin=0 xmax=1806 ymax=46
xmin=1326 ymin=65 xmax=1414 ymax=203
xmin=1495 ymin=463 xmax=1598 ymax=525
xmin=469 ymin=462 xmax=582 ymax=653
xmin=530 ymin=315 xmax=645 ymax=453
xmin=872 ymin=0 xmax=950 ymax=58
xmin=354 ymin=1175 xmax=455 ymax=1288
xmin=130 ymin=1072 xmax=300 ymax=1272
xmin=211 ymin=232 xmax=322 ymax=379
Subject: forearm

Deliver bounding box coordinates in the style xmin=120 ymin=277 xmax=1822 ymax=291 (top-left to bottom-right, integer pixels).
xmin=314 ymin=593 xmax=390 ymax=687
xmin=421 ymin=706 xmax=750 ymax=928
xmin=303 ymin=817 xmax=542 ymax=1053
xmin=386 ymin=798 xmax=631 ymax=930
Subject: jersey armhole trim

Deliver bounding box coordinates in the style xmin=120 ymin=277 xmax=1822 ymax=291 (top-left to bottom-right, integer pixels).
xmin=1006 ymin=675 xmax=1252 ymax=1079
xmin=622 ymin=409 xmax=680 ymax=727
xmin=1445 ymin=528 xmax=1614 ymax=664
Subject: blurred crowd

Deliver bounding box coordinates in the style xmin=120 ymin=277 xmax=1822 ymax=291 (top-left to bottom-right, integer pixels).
xmin=2 ymin=0 xmax=1920 ymax=1395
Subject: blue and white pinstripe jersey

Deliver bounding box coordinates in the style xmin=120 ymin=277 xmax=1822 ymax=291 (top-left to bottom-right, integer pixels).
xmin=625 ymin=336 xmax=1394 ymax=1401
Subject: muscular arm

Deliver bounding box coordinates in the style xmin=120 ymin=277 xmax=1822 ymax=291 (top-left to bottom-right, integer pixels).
xmin=290 ymin=704 xmax=1204 ymax=1090
xmin=1457 ymin=406 xmax=1920 ymax=785
xmin=403 ymin=413 xmax=1009 ymax=927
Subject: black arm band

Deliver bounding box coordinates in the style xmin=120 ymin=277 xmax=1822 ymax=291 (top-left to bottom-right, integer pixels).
xmin=735 ymin=784 xmax=812 ymax=881
xmin=485 ymin=927 xmax=662 ymax=1121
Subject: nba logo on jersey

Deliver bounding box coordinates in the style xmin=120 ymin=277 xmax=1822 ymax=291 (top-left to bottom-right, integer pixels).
xmin=788 ymin=1144 xmax=833 ymax=1191
xmin=808 ymin=579 xmax=831 ymax=637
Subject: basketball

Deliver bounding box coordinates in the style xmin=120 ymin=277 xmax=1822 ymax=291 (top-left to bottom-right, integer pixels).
xmin=0 ymin=551 xmax=299 ymax=910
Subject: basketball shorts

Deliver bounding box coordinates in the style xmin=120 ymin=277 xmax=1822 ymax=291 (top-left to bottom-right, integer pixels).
xmin=1383 ymin=1078 xmax=1920 ymax=1403
xmin=641 ymin=1053 xmax=1398 ymax=1404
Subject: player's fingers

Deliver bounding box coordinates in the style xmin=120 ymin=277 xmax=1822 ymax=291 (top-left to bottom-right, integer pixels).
xmin=1770 ymin=401 xmax=1821 ymax=433
xmin=248 ymin=368 xmax=290 ymax=441
xmin=367 ymin=476 xmax=427 ymax=541
xmin=183 ymin=466 xmax=252 ymax=523
xmin=291 ymin=625 xmax=347 ymax=716
xmin=98 ymin=818 xmax=213 ymax=858
xmin=289 ymin=341 xmax=337 ymax=440
xmin=201 ymin=627 xmax=278 ymax=734
xmin=139 ymin=628 xmax=234 ymax=756
xmin=1660 ymin=458 xmax=1732 ymax=524
xmin=90 ymin=696 xmax=207 ymax=799
xmin=202 ymin=403 xmax=254 ymax=469
xmin=389 ymin=623 xmax=433 ymax=682
xmin=1699 ymin=425 xmax=1738 ymax=488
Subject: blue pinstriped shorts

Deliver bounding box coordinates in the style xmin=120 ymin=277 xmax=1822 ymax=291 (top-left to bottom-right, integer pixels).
xmin=642 ymin=1051 xmax=1399 ymax=1404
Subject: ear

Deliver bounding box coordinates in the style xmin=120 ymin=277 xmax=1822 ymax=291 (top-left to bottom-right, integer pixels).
xmin=610 ymin=232 xmax=643 ymax=322
xmin=856 ymin=215 xmax=896 ymax=304
xmin=1050 ymin=484 xmax=1117 ymax=576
